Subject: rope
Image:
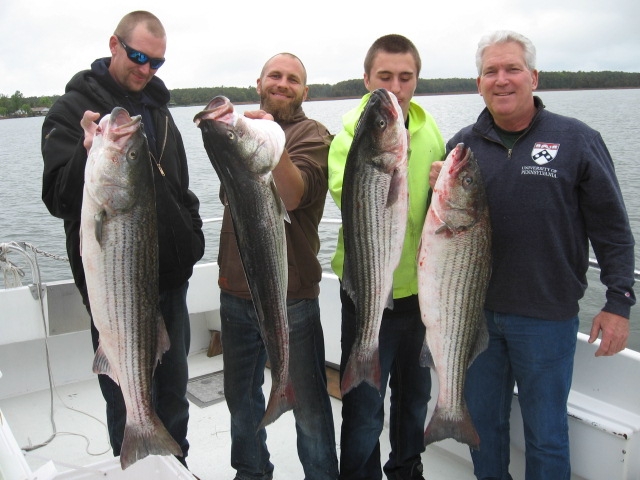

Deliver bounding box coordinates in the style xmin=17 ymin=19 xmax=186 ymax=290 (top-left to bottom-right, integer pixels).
xmin=0 ymin=249 xmax=25 ymax=288
xmin=0 ymin=241 xmax=105 ymax=454
xmin=20 ymin=242 xmax=69 ymax=263
xmin=0 ymin=242 xmax=68 ymax=289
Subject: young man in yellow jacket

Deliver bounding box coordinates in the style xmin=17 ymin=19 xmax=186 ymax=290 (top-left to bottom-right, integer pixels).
xmin=328 ymin=34 xmax=445 ymax=480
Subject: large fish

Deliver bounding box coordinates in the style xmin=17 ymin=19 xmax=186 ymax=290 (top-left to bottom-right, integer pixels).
xmin=194 ymin=96 xmax=294 ymax=429
xmin=80 ymin=107 xmax=182 ymax=469
xmin=417 ymin=143 xmax=491 ymax=449
xmin=340 ymin=88 xmax=409 ymax=396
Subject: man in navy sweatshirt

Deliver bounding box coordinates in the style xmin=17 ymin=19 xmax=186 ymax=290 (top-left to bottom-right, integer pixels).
xmin=431 ymin=30 xmax=636 ymax=480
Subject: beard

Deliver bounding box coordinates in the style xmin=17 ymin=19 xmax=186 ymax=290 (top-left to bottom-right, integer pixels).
xmin=260 ymin=90 xmax=303 ymax=123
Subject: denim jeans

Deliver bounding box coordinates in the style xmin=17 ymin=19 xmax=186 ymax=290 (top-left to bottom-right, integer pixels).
xmin=220 ymin=291 xmax=339 ymax=480
xmin=339 ymin=289 xmax=431 ymax=480
xmin=90 ymin=282 xmax=192 ymax=466
xmin=464 ymin=310 xmax=579 ymax=480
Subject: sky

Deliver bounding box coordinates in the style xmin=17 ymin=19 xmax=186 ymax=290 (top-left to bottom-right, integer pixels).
xmin=2 ymin=0 xmax=639 ymax=98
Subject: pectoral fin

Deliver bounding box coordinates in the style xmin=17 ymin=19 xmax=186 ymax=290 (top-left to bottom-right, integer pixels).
xmin=94 ymin=210 xmax=106 ymax=245
xmin=269 ymin=177 xmax=291 ymax=223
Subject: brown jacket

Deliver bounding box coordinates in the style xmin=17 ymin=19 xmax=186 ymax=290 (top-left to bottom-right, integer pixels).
xmin=217 ymin=107 xmax=332 ymax=299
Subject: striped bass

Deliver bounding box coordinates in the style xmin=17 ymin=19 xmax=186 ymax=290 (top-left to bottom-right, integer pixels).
xmin=80 ymin=107 xmax=182 ymax=469
xmin=194 ymin=96 xmax=294 ymax=429
xmin=340 ymin=88 xmax=409 ymax=396
xmin=417 ymin=143 xmax=491 ymax=449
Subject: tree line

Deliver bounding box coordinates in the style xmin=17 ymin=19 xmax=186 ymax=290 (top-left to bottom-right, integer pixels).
xmin=166 ymin=71 xmax=640 ymax=106
xmin=2 ymin=71 xmax=639 ymax=117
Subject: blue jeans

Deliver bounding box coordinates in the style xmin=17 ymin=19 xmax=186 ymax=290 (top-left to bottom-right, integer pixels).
xmin=464 ymin=310 xmax=579 ymax=480
xmin=339 ymin=289 xmax=431 ymax=480
xmin=220 ymin=291 xmax=339 ymax=480
xmin=90 ymin=282 xmax=191 ymax=466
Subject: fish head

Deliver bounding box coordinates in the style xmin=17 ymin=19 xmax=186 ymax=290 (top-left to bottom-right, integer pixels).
xmin=432 ymin=143 xmax=488 ymax=233
xmin=195 ymin=96 xmax=286 ymax=177
xmin=85 ymin=107 xmax=151 ymax=214
xmin=351 ymin=88 xmax=408 ymax=174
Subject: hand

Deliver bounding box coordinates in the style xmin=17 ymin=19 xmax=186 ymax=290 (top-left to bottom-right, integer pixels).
xmin=244 ymin=109 xmax=274 ymax=121
xmin=429 ymin=161 xmax=444 ymax=189
xmin=80 ymin=111 xmax=100 ymax=153
xmin=589 ymin=310 xmax=629 ymax=357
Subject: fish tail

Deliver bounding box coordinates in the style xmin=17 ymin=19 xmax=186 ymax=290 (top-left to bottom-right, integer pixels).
xmin=119 ymin=415 xmax=183 ymax=469
xmin=340 ymin=348 xmax=381 ymax=396
xmin=424 ymin=405 xmax=480 ymax=450
xmin=258 ymin=376 xmax=296 ymax=430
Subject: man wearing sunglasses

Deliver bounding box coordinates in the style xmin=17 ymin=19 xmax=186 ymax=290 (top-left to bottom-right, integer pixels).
xmin=41 ymin=10 xmax=205 ymax=471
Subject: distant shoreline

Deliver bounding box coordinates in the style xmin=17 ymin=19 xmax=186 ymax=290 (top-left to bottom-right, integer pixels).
xmin=3 ymin=86 xmax=639 ymax=119
xmin=174 ymin=86 xmax=640 ymax=108
xmin=309 ymin=85 xmax=640 ymax=102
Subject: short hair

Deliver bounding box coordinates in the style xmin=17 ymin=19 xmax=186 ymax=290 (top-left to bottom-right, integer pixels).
xmin=114 ymin=11 xmax=166 ymax=42
xmin=260 ymin=52 xmax=308 ymax=86
xmin=476 ymin=30 xmax=536 ymax=75
xmin=364 ymin=34 xmax=421 ymax=77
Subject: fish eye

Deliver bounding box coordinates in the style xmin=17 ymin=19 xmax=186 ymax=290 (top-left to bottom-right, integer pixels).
xmin=128 ymin=150 xmax=138 ymax=160
xmin=377 ymin=119 xmax=386 ymax=129
xmin=227 ymin=131 xmax=235 ymax=141
xmin=462 ymin=175 xmax=474 ymax=186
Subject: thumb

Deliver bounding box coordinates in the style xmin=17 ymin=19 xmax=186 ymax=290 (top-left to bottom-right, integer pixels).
xmin=588 ymin=317 xmax=601 ymax=344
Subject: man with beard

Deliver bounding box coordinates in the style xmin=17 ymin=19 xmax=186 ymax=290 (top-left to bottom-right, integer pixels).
xmin=218 ymin=53 xmax=339 ymax=480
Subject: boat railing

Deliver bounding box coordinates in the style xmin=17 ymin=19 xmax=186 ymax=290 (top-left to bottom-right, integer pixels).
xmin=2 ymin=218 xmax=639 ymax=290
xmin=0 ymin=242 xmax=47 ymax=298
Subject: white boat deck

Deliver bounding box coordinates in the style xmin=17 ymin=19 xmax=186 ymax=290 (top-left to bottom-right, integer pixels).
xmin=2 ymin=251 xmax=639 ymax=479
xmin=1 ymin=351 xmax=478 ymax=479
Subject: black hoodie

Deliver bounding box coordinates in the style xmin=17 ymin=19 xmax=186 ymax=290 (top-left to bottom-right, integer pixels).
xmin=41 ymin=58 xmax=204 ymax=304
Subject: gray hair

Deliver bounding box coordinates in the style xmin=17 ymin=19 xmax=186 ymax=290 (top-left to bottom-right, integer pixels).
xmin=476 ymin=30 xmax=536 ymax=75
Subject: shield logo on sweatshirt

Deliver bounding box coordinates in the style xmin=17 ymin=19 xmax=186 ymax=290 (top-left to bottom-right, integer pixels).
xmin=531 ymin=142 xmax=560 ymax=165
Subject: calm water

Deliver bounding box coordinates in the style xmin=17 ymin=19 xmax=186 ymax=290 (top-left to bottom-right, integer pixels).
xmin=1 ymin=90 xmax=639 ymax=349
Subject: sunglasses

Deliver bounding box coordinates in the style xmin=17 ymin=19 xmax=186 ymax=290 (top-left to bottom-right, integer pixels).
xmin=117 ymin=36 xmax=165 ymax=70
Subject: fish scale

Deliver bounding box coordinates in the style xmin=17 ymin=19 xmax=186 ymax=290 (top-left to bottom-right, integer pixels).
xmin=81 ymin=107 xmax=182 ymax=469
xmin=347 ymin=171 xmax=388 ymax=351
xmin=437 ymin=229 xmax=489 ymax=417
xmin=194 ymin=96 xmax=294 ymax=430
xmin=340 ymin=88 xmax=408 ymax=396
xmin=418 ymin=143 xmax=491 ymax=450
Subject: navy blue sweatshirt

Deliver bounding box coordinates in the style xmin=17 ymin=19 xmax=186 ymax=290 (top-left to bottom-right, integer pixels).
xmin=447 ymin=96 xmax=635 ymax=320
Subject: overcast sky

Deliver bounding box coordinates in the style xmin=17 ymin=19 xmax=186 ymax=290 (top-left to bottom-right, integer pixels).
xmin=2 ymin=0 xmax=639 ymax=98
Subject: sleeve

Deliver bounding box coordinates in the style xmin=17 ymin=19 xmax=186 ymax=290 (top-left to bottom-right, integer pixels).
xmin=41 ymin=98 xmax=90 ymax=221
xmin=328 ymin=98 xmax=369 ymax=210
xmin=174 ymin=124 xmax=205 ymax=263
xmin=285 ymin=120 xmax=332 ymax=209
xmin=580 ymin=133 xmax=636 ymax=317
xmin=327 ymin=127 xmax=353 ymax=210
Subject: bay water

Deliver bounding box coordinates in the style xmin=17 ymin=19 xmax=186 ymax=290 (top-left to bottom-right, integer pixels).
xmin=1 ymin=90 xmax=639 ymax=349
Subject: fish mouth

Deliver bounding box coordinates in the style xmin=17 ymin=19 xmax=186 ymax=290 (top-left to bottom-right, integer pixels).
xmin=449 ymin=143 xmax=471 ymax=176
xmin=371 ymin=89 xmax=400 ymax=120
xmin=96 ymin=107 xmax=144 ymax=148
xmin=102 ymin=108 xmax=141 ymax=142
xmin=355 ymin=88 xmax=401 ymax=135
xmin=193 ymin=96 xmax=235 ymax=126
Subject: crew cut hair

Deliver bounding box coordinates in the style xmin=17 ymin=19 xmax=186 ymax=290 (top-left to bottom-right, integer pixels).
xmin=476 ymin=30 xmax=537 ymax=75
xmin=364 ymin=34 xmax=422 ymax=77
xmin=114 ymin=10 xmax=166 ymax=42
